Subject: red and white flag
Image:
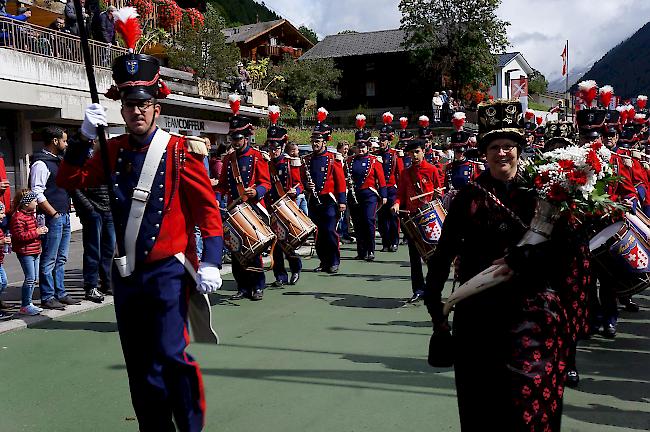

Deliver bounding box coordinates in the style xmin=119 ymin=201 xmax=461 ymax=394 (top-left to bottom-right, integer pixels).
xmin=561 ymin=43 xmax=568 ymax=76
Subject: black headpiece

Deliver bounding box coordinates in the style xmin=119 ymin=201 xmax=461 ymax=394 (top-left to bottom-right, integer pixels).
xmin=477 ymin=100 xmax=525 ymax=152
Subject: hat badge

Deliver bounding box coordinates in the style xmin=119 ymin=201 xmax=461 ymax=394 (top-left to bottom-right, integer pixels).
xmin=126 ymin=59 xmax=139 ymax=75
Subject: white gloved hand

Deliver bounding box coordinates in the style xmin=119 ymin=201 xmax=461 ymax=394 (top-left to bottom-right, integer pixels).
xmin=196 ymin=262 xmax=222 ymax=294
xmin=81 ymin=103 xmax=108 ymax=140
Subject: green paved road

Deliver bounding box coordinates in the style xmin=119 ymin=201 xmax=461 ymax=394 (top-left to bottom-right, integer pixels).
xmin=0 ymin=245 xmax=648 ymax=431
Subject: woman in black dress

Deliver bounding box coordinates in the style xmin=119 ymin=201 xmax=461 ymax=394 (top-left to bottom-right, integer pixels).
xmin=425 ymin=101 xmax=570 ymax=431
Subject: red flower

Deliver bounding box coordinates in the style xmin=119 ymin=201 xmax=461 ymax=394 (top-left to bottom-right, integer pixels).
xmin=558 ymin=159 xmax=575 ymax=171
xmin=567 ymin=169 xmax=588 ymax=185
xmin=130 ymin=0 xmax=154 ymax=17
xmin=184 ymin=8 xmax=205 ymax=29
xmin=591 ymin=140 xmax=603 ymax=151
xmin=547 ymin=183 xmax=569 ymax=202
xmin=534 ymin=171 xmax=550 ymax=189
xmin=586 ymin=149 xmax=602 ymax=173
xmin=157 ymin=0 xmax=183 ymax=31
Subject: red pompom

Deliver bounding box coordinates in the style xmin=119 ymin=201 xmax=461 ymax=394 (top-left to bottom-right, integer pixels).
xmin=317 ymin=108 xmax=328 ymax=123
xmin=536 ymin=116 xmax=543 ymax=126
xmin=355 ymin=115 xmax=366 ymax=130
xmin=399 ymin=117 xmax=408 ymax=130
xmin=382 ymin=112 xmax=394 ymax=125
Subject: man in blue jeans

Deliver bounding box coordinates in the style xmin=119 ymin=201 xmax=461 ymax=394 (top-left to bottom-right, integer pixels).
xmin=30 ymin=126 xmax=80 ymax=310
xmin=71 ymin=185 xmax=115 ymax=302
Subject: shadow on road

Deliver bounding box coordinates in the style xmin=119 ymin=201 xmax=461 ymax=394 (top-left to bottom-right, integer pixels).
xmin=282 ymin=291 xmax=405 ymax=309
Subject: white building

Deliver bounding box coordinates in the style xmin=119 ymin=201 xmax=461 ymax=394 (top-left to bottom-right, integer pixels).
xmin=490 ymin=52 xmax=534 ymax=104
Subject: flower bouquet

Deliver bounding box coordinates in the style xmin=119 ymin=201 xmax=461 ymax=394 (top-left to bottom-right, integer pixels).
xmin=443 ymin=141 xmax=620 ymax=315
xmin=129 ymin=0 xmax=154 ymax=18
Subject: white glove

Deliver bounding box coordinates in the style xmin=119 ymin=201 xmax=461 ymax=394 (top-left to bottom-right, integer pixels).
xmin=81 ymin=103 xmax=108 ymax=140
xmin=196 ymin=262 xmax=222 ymax=294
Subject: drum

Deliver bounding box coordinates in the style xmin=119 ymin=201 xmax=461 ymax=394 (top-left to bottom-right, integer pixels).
xmin=223 ymin=202 xmax=276 ymax=265
xmin=589 ymin=219 xmax=650 ymax=297
xmin=401 ymin=200 xmax=447 ymax=261
xmin=270 ymin=195 xmax=316 ymax=254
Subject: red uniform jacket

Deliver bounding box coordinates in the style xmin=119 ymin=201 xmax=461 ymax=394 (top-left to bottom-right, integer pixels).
xmin=378 ymin=148 xmax=404 ymax=189
xmin=57 ymin=131 xmax=224 ymax=267
xmin=395 ymin=160 xmax=444 ymax=214
xmin=616 ymin=148 xmax=650 ymax=206
xmin=609 ymin=152 xmax=643 ymax=203
xmin=302 ymin=150 xmax=347 ymax=203
xmin=267 ymin=155 xmax=303 ymax=203
xmin=216 ymin=145 xmax=272 ymax=208
xmin=346 ymin=154 xmax=387 ymax=197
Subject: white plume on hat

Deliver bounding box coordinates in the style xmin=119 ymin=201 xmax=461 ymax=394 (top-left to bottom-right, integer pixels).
xmin=318 ymin=107 xmax=328 ymax=115
xmin=452 ymin=112 xmax=466 ymax=121
xmin=228 ymin=94 xmax=240 ymax=103
xmin=638 ymin=95 xmax=648 ymax=101
xmin=578 ymin=80 xmax=597 ymax=91
xmin=268 ymin=105 xmax=280 ymax=114
xmin=418 ymin=115 xmax=429 ymax=122
xmin=599 ymin=85 xmax=614 ymax=94
xmin=356 ymin=114 xmax=366 ymax=121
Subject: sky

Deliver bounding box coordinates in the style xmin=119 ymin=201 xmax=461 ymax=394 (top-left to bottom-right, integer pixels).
xmin=261 ymin=0 xmax=650 ymax=82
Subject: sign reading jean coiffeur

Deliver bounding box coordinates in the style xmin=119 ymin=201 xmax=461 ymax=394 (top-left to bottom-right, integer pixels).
xmin=157 ymin=115 xmax=229 ymax=134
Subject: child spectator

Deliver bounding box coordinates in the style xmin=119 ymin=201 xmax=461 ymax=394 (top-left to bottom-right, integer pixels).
xmin=0 ymin=202 xmax=11 ymax=320
xmin=10 ymin=190 xmax=48 ymax=316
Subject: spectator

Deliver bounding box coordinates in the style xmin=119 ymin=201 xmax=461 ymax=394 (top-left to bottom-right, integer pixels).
xmin=234 ymin=62 xmax=250 ymax=94
xmin=10 ymin=189 xmax=48 ymax=316
xmin=0 ymin=202 xmax=10 ymax=320
xmin=432 ymin=92 xmax=443 ymax=124
xmin=30 ymin=126 xmax=79 ymax=310
xmin=64 ymin=0 xmax=89 ymax=36
xmin=441 ymin=90 xmax=451 ymax=123
xmin=0 ymin=150 xmax=11 ymax=212
xmin=70 ymin=150 xmax=114 ymax=303
xmin=0 ymin=7 xmax=31 ymax=46
xmin=92 ymin=5 xmax=115 ymax=44
xmin=48 ymin=16 xmax=67 ymax=32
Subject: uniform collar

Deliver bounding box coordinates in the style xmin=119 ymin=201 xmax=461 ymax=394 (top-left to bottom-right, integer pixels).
xmin=237 ymin=144 xmax=252 ymax=156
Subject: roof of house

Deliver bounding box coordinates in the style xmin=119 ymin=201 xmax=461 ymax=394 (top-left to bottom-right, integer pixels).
xmin=223 ymin=19 xmax=286 ymax=44
xmin=496 ymin=52 xmax=534 ymax=74
xmin=299 ymin=29 xmax=409 ymax=60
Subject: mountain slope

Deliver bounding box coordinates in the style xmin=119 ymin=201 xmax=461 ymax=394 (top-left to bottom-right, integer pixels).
xmin=209 ymin=0 xmax=279 ymax=26
xmin=576 ymin=21 xmax=650 ymax=97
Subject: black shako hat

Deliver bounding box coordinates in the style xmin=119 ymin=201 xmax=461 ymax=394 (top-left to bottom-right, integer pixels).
xmin=311 ymin=123 xmax=332 ymax=141
xmin=576 ymin=108 xmax=608 ymax=139
xmin=267 ymin=125 xmax=288 ymax=144
xmin=111 ymin=53 xmax=166 ymax=101
xmin=477 ymin=100 xmax=525 ymax=153
xmin=404 ymin=139 xmax=425 ymax=153
xmin=229 ymin=115 xmax=253 ymax=139
xmin=449 ymin=131 xmax=472 ymax=148
xmin=355 ymin=129 xmax=371 ymax=143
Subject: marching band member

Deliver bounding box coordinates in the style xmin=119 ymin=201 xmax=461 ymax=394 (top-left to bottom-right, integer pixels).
xmin=397 ymin=117 xmax=414 ymax=170
xmin=376 ymin=112 xmax=404 ymax=252
xmin=265 ymin=108 xmax=303 ymax=287
xmin=216 ymin=95 xmax=271 ymax=301
xmin=347 ymin=115 xmax=387 ymax=261
xmin=391 ymin=139 xmax=443 ymax=303
xmin=57 ymin=16 xmax=223 ymax=429
xmin=302 ymin=109 xmax=347 ymax=273
xmin=418 ymin=115 xmax=436 ymax=164
xmin=443 ymin=112 xmax=481 ymax=209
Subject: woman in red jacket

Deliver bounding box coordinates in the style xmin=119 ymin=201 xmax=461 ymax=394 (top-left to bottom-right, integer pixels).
xmin=10 ymin=190 xmax=49 ymax=315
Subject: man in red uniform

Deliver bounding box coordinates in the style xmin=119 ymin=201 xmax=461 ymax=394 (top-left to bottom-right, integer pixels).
xmin=57 ymin=51 xmax=223 ymax=431
xmin=347 ymin=127 xmax=386 ymax=261
xmin=265 ymin=121 xmax=303 ymax=286
xmin=391 ymin=139 xmax=443 ymax=303
xmin=302 ymin=118 xmax=347 ymax=273
xmin=376 ymin=115 xmax=404 ymax=252
xmin=216 ymin=96 xmax=271 ymax=300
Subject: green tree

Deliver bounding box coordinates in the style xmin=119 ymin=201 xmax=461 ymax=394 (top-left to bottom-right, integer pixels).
xmin=528 ymin=68 xmax=548 ymax=95
xmin=399 ymin=0 xmax=509 ymax=95
xmin=299 ymin=25 xmax=319 ymax=45
xmin=267 ymin=55 xmax=341 ymax=125
xmin=167 ymin=5 xmax=241 ymax=81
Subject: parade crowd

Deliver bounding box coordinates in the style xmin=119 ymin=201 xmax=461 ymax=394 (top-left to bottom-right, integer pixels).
xmin=1 ymin=9 xmax=648 ymax=430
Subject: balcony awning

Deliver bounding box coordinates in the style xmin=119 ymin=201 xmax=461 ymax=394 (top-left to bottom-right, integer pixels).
xmin=161 ymin=93 xmax=267 ymax=118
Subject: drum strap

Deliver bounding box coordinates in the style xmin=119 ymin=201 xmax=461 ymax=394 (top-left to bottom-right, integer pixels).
xmin=229 ymin=152 xmax=248 ymax=201
xmin=117 ymin=128 xmax=171 ymax=277
xmin=468 ymin=181 xmax=529 ymax=230
xmin=268 ymin=158 xmax=287 ymax=197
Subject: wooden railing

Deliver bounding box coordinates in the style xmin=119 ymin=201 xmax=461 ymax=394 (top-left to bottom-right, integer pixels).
xmin=0 ymin=16 xmax=126 ymax=69
xmin=258 ymin=44 xmax=303 ymax=59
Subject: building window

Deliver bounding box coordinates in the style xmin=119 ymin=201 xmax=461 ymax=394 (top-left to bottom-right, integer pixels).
xmin=366 ymin=81 xmax=376 ymax=97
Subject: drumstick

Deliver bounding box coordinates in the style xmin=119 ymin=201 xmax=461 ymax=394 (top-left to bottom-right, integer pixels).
xmin=410 ymin=189 xmax=445 ymax=201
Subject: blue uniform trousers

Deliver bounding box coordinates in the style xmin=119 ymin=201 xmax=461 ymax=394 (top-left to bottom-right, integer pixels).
xmin=113 ymin=257 xmax=204 ymax=432
xmin=407 ymin=238 xmax=428 ymax=295
xmin=377 ymin=187 xmax=399 ymax=249
xmin=272 ymin=245 xmax=302 ymax=283
xmin=308 ymin=195 xmax=340 ymax=269
xmin=350 ymin=189 xmax=379 ymax=257
xmin=232 ymin=254 xmax=265 ymax=293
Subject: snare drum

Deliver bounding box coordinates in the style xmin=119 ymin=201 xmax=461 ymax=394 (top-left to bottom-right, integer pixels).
xmin=223 ymin=202 xmax=276 ymax=265
xmin=270 ymin=195 xmax=317 ymax=254
xmin=589 ymin=220 xmax=650 ymax=296
xmin=401 ymin=200 xmax=447 ymax=261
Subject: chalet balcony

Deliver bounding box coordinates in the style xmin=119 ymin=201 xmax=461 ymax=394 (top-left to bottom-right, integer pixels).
xmin=258 ymin=44 xmax=303 ymax=59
